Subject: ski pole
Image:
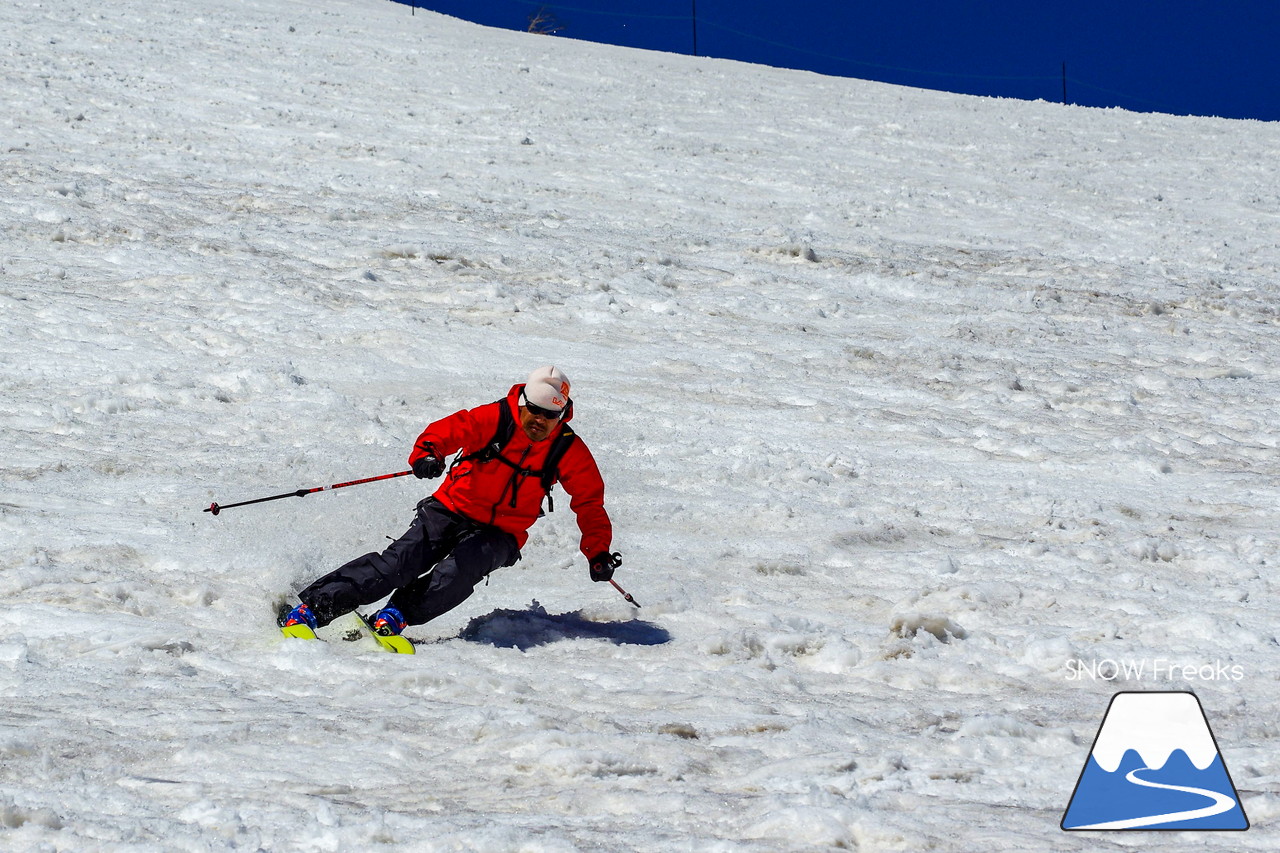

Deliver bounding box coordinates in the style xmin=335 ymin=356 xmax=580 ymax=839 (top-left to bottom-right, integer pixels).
xmin=595 ymin=552 xmax=638 ymax=608
xmin=204 ymin=470 xmax=414 ymax=516
xmin=610 ymin=579 xmax=640 ymax=609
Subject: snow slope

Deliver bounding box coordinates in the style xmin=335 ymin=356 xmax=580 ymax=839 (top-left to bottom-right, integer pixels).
xmin=2 ymin=0 xmax=1279 ymax=849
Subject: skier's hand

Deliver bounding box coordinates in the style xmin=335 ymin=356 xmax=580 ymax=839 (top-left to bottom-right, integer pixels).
xmin=589 ymin=551 xmax=621 ymax=583
xmin=413 ymin=454 xmax=444 ymax=479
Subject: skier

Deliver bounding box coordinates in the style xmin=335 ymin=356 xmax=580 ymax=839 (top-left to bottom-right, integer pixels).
xmin=278 ymin=366 xmax=619 ymax=640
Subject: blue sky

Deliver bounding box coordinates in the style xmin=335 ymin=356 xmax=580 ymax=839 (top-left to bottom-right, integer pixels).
xmin=402 ymin=1 xmax=1279 ymax=121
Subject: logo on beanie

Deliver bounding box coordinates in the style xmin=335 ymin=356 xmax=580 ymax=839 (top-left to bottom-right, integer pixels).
xmin=526 ymin=366 xmax=569 ymax=410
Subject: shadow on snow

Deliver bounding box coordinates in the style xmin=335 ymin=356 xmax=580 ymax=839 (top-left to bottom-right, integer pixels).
xmin=458 ymin=601 xmax=671 ymax=650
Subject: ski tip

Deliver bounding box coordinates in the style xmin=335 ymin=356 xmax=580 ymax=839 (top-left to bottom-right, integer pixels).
xmin=376 ymin=635 xmax=416 ymax=654
xmin=280 ymin=624 xmax=319 ymax=641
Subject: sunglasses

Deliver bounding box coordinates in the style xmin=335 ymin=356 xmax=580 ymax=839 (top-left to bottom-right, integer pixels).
xmin=522 ymin=395 xmax=564 ymax=420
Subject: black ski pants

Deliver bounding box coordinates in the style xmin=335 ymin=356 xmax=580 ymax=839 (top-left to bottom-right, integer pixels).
xmin=299 ymin=497 xmax=520 ymax=628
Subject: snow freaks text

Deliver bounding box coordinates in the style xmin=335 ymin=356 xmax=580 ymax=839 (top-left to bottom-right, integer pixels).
xmin=1066 ymin=659 xmax=1245 ymax=683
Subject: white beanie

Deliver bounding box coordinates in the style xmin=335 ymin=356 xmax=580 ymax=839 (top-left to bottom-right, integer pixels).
xmin=525 ymin=365 xmax=571 ymax=411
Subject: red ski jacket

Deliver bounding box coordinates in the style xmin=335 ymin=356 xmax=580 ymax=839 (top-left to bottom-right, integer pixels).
xmin=408 ymin=384 xmax=612 ymax=557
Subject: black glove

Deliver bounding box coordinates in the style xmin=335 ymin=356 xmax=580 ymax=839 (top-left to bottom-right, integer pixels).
xmin=413 ymin=454 xmax=444 ymax=479
xmin=589 ymin=551 xmax=622 ymax=583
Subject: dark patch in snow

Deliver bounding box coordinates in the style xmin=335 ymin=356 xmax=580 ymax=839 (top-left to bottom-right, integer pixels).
xmin=459 ymin=603 xmax=670 ymax=650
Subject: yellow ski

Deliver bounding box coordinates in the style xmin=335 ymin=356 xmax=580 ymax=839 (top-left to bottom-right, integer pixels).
xmin=280 ymin=623 xmax=318 ymax=640
xmin=275 ymin=603 xmax=414 ymax=654
xmin=358 ymin=612 xmax=415 ymax=654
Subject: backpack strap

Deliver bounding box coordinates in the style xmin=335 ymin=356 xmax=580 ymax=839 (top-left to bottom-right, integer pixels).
xmin=451 ymin=398 xmax=578 ymax=512
xmin=454 ymin=398 xmax=516 ymax=467
xmin=539 ymin=426 xmax=577 ymax=513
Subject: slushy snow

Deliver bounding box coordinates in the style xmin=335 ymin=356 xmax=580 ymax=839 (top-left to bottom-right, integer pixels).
xmin=2 ymin=0 xmax=1279 ymax=849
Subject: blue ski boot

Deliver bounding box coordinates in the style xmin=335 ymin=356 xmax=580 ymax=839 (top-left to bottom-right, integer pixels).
xmin=364 ymin=607 xmax=414 ymax=654
xmin=278 ymin=602 xmax=319 ymax=640
xmin=370 ymin=606 xmax=407 ymax=637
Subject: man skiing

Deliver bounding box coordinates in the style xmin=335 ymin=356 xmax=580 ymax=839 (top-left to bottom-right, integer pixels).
xmin=278 ymin=366 xmax=619 ymax=644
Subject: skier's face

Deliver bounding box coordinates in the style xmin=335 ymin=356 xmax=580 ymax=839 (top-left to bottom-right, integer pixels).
xmin=519 ymin=405 xmax=559 ymax=442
